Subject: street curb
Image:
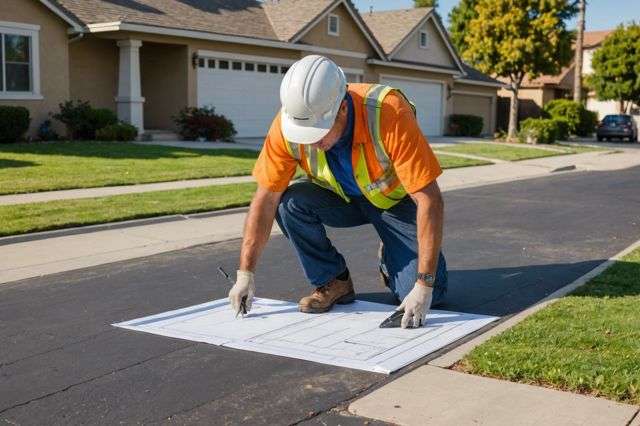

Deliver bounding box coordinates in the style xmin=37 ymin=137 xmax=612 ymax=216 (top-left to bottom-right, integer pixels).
xmin=0 ymin=165 xmax=587 ymax=246
xmin=0 ymin=206 xmax=250 ymax=247
xmin=429 ymin=237 xmax=640 ymax=368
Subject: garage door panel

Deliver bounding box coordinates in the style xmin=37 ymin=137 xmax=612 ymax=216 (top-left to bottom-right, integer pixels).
xmin=381 ymin=77 xmax=443 ymax=136
xmin=197 ymin=60 xmax=287 ymax=138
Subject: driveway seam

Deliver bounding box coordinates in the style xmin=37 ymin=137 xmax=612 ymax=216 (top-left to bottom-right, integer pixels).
xmin=0 ymin=329 xmax=117 ymax=370
xmin=0 ymin=344 xmax=196 ymax=416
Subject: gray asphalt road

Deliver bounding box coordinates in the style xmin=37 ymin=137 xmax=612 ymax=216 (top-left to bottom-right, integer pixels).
xmin=1 ymin=166 xmax=639 ymax=425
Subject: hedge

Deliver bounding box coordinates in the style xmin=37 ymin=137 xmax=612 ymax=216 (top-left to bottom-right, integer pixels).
xmin=449 ymin=114 xmax=484 ymax=137
xmin=0 ymin=106 xmax=31 ymax=143
xmin=518 ymin=118 xmax=558 ymax=144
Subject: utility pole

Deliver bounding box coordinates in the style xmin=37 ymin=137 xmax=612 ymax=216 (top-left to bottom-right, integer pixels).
xmin=573 ymin=0 xmax=586 ymax=103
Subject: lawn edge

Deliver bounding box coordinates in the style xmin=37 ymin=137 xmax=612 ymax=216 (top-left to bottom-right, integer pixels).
xmin=429 ymin=237 xmax=640 ymax=369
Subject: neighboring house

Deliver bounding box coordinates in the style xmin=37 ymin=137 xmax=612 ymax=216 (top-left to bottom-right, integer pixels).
xmin=0 ymin=0 xmax=501 ymax=139
xmin=497 ymin=30 xmax=634 ymax=121
xmin=362 ymin=8 xmax=503 ymax=136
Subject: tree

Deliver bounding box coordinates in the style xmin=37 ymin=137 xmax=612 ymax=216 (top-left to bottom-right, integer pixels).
xmin=573 ymin=0 xmax=586 ymax=103
xmin=587 ymin=24 xmax=640 ymax=113
xmin=414 ymin=0 xmax=439 ymax=8
xmin=448 ymin=0 xmax=479 ymax=56
xmin=463 ymin=0 xmax=576 ymax=140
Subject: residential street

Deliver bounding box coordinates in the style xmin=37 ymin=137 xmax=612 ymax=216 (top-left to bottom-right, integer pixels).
xmin=1 ymin=166 xmax=640 ymax=425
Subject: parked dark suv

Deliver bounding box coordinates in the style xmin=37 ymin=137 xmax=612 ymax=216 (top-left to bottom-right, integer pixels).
xmin=596 ymin=114 xmax=638 ymax=142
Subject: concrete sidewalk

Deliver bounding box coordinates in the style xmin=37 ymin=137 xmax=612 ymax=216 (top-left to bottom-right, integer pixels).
xmin=1 ymin=148 xmax=639 ymax=285
xmin=349 ymin=365 xmax=639 ymax=426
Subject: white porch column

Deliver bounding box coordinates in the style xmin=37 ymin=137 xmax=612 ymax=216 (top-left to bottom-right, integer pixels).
xmin=116 ymin=40 xmax=145 ymax=133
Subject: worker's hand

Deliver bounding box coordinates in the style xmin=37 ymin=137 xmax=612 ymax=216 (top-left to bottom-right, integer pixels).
xmin=398 ymin=281 xmax=433 ymax=328
xmin=228 ymin=270 xmax=255 ymax=315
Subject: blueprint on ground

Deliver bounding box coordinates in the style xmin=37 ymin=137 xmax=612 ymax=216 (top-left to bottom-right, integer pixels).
xmin=113 ymin=298 xmax=498 ymax=374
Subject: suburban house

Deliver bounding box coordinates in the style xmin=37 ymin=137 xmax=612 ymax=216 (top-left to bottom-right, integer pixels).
xmin=497 ymin=30 xmax=636 ymax=121
xmin=1 ymin=0 xmax=503 ymax=139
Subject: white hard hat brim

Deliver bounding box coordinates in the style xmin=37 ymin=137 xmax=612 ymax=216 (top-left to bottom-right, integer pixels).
xmin=281 ymin=109 xmax=336 ymax=145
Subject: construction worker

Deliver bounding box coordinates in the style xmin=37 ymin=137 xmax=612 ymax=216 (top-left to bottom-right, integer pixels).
xmin=229 ymin=55 xmax=447 ymax=328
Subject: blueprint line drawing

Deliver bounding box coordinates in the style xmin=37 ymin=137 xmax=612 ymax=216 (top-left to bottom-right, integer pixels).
xmin=113 ymin=298 xmax=499 ymax=374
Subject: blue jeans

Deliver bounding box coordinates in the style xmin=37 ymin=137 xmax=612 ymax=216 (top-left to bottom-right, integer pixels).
xmin=275 ymin=181 xmax=448 ymax=306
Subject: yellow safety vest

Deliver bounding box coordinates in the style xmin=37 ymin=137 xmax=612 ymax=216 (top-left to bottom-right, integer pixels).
xmin=284 ymin=84 xmax=414 ymax=210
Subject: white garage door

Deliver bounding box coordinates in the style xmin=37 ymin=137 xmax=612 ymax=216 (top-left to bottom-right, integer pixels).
xmin=197 ymin=56 xmax=291 ymax=138
xmin=381 ymin=77 xmax=444 ymax=136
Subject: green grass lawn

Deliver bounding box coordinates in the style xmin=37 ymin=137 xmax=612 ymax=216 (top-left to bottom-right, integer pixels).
xmin=438 ymin=142 xmax=604 ymax=161
xmin=0 ymin=142 xmax=259 ymax=195
xmin=0 ymin=183 xmax=257 ymax=236
xmin=436 ymin=153 xmax=492 ymax=168
xmin=460 ymin=248 xmax=640 ymax=404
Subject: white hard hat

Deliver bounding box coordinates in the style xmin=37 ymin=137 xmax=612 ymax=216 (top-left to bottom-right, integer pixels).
xmin=280 ymin=55 xmax=347 ymax=144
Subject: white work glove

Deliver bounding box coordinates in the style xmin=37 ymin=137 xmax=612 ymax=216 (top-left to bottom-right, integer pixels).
xmin=398 ymin=282 xmax=433 ymax=329
xmin=228 ymin=270 xmax=255 ymax=316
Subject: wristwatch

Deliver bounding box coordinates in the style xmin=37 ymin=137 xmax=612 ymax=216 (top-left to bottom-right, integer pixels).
xmin=417 ymin=272 xmax=435 ymax=287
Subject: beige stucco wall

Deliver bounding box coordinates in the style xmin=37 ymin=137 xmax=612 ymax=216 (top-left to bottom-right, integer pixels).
xmin=141 ymin=43 xmax=189 ymax=130
xmin=0 ymin=0 xmax=70 ymax=137
xmin=393 ymin=18 xmax=456 ymax=69
xmin=452 ymin=93 xmax=494 ymax=135
xmin=69 ymin=37 xmax=118 ymax=111
xmin=451 ymin=83 xmax=499 ymax=135
xmin=299 ymin=4 xmax=374 ymax=56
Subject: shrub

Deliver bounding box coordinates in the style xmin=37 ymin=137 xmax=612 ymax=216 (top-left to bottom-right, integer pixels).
xmin=551 ymin=118 xmax=570 ymax=141
xmin=518 ymin=118 xmax=558 ymax=144
xmin=52 ymin=101 xmax=118 ymax=140
xmin=37 ymin=119 xmax=59 ymax=141
xmin=53 ymin=100 xmax=93 ymax=140
xmin=88 ymin=108 xmax=118 ymax=132
xmin=577 ymin=109 xmax=598 ymax=137
xmin=449 ymin=114 xmax=484 ymax=137
xmin=543 ymin=99 xmax=598 ymax=137
xmin=96 ymin=123 xmax=138 ymax=141
xmin=173 ymin=106 xmax=237 ymax=142
xmin=0 ymin=106 xmax=31 ymax=143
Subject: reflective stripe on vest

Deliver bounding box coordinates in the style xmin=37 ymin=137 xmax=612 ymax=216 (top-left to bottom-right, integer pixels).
xmin=284 ymin=85 xmax=409 ymax=209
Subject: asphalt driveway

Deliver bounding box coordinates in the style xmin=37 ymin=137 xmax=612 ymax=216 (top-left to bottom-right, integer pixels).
xmin=1 ymin=166 xmax=639 ymax=425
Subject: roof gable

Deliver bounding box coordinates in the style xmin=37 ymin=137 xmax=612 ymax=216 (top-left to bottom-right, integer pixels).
xmin=263 ymin=0 xmax=336 ymax=42
xmin=38 ymin=0 xmax=83 ymax=30
xmin=297 ymin=3 xmax=375 ymax=55
xmin=361 ymin=8 xmax=429 ymax=55
xmin=362 ymin=8 xmax=463 ymax=73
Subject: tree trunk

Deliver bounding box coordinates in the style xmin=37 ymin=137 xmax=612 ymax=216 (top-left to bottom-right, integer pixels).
xmin=508 ymin=86 xmax=520 ymax=140
xmin=620 ymin=99 xmax=625 ymax=114
xmin=573 ymin=0 xmax=586 ymax=103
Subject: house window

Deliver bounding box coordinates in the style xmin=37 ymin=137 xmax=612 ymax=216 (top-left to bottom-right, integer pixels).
xmin=218 ymin=60 xmax=229 ymax=69
xmin=0 ymin=22 xmax=41 ymax=99
xmin=232 ymin=61 xmax=242 ymax=70
xmin=245 ymin=63 xmax=255 ymax=71
xmin=328 ymin=14 xmax=340 ymax=36
xmin=281 ymin=66 xmax=289 ymax=74
xmin=257 ymin=64 xmax=267 ymax=73
xmin=269 ymin=65 xmax=279 ymax=74
xmin=419 ymin=31 xmax=428 ymax=49
xmin=198 ymin=58 xmax=205 ymax=68
xmin=207 ymin=59 xmax=216 ymax=68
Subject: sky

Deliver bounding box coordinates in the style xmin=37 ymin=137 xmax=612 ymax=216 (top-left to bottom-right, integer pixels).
xmin=352 ymin=0 xmax=640 ymax=31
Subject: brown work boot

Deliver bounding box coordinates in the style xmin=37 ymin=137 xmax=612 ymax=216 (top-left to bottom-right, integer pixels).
xmin=299 ymin=276 xmax=355 ymax=313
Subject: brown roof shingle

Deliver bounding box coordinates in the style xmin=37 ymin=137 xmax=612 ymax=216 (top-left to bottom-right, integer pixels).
xmin=361 ymin=8 xmax=431 ymax=55
xmin=263 ymin=0 xmax=337 ymax=42
xmin=55 ymin=0 xmax=280 ymax=40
